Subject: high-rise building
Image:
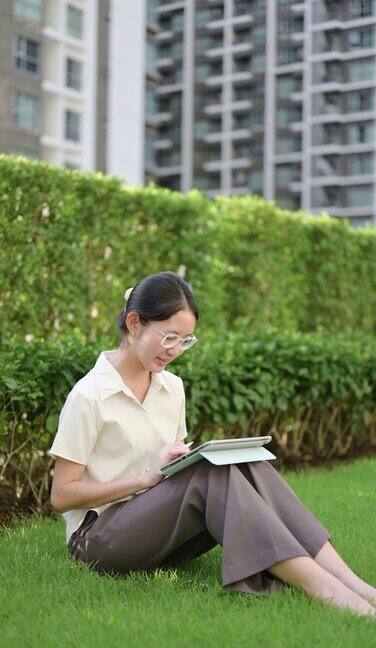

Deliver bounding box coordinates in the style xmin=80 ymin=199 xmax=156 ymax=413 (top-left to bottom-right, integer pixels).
xmin=0 ymin=0 xmax=111 ymax=171
xmin=146 ymin=0 xmax=376 ymax=228
xmin=0 ymin=0 xmax=148 ymax=183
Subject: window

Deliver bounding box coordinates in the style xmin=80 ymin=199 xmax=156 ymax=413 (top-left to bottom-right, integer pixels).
xmin=348 ymin=153 xmax=374 ymax=175
xmin=193 ymin=174 xmax=220 ymax=190
xmin=65 ymin=58 xmax=82 ymax=90
xmin=195 ymin=6 xmax=223 ymax=25
xmin=66 ymin=5 xmax=84 ymax=39
xmin=145 ymin=133 xmax=156 ymax=166
xmin=13 ymin=92 xmax=39 ymax=131
xmin=349 ymin=27 xmax=373 ymax=49
xmin=252 ymin=53 xmax=265 ymax=74
xmin=277 ymin=75 xmax=302 ymax=97
xmin=348 ymin=58 xmax=374 ymax=82
xmin=278 ymin=17 xmax=303 ymax=34
xmin=14 ymin=0 xmax=42 ymax=22
xmin=322 ymin=186 xmax=342 ymax=207
xmin=323 ymin=61 xmax=342 ymax=83
xmin=234 ymin=1 xmax=254 ymax=16
xmin=313 ymin=155 xmax=340 ymax=176
xmin=347 ymin=90 xmax=373 ymax=112
xmin=347 ymin=185 xmax=373 ymax=207
xmin=251 ymin=24 xmax=266 ymax=43
xmin=323 ymin=91 xmax=341 ymax=112
xmin=10 ymin=147 xmax=38 ymax=159
xmin=324 ymin=32 xmax=342 ymax=52
xmin=65 ymin=110 xmax=81 ymax=141
xmin=276 ymin=135 xmax=301 ymax=153
xmin=233 ymin=169 xmax=249 ymax=187
xmin=233 ymin=113 xmax=250 ymax=130
xmin=170 ymin=11 xmax=184 ymax=31
xmin=277 ymin=107 xmax=302 ymax=127
xmin=233 ymin=142 xmax=250 ymax=158
xmin=158 ymin=151 xmax=181 ymax=167
xmin=276 ymin=164 xmax=300 ymax=187
xmin=249 ymin=139 xmax=263 ymax=156
xmin=278 ymin=47 xmax=303 ymax=65
xmin=324 ymin=123 xmax=342 ymax=144
xmin=249 ymin=170 xmax=263 ymax=192
xmin=349 ymin=0 xmax=373 ymax=18
xmin=233 ymin=29 xmax=251 ymax=45
xmin=348 ymin=121 xmax=374 ymax=144
xmin=235 ymin=56 xmax=251 ymax=73
xmin=14 ymin=36 xmax=40 ymax=74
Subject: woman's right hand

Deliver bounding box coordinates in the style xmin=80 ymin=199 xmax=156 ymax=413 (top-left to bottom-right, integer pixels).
xmin=140 ymin=442 xmax=191 ymax=488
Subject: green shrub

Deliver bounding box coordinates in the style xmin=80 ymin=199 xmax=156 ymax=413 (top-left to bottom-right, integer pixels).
xmin=1 ymin=154 xmax=376 ymax=344
xmin=1 ymin=329 xmax=375 ymax=515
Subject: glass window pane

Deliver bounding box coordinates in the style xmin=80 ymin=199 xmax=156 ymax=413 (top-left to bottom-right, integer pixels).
xmin=348 ymin=58 xmax=374 ymax=82
xmin=349 ymin=0 xmax=373 ymax=18
xmin=14 ymin=36 xmax=40 ymax=74
xmin=347 ymin=89 xmax=374 ymax=112
xmin=348 ymin=121 xmax=374 ymax=144
xmin=14 ymin=0 xmax=42 ymax=22
xmin=65 ymin=58 xmax=82 ymax=90
xmin=65 ymin=110 xmax=81 ymax=141
xmin=10 ymin=147 xmax=38 ymax=159
xmin=347 ymin=185 xmax=373 ymax=207
xmin=348 ymin=153 xmax=374 ymax=174
xmin=66 ymin=5 xmax=84 ymax=39
xmin=13 ymin=92 xmax=39 ymax=130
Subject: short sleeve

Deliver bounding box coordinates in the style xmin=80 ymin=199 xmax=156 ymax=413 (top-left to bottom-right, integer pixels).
xmin=47 ymin=390 xmax=101 ymax=465
xmin=176 ymin=379 xmax=188 ymax=442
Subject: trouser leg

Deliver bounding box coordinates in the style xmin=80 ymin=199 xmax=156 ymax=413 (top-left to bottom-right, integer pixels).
xmin=68 ymin=460 xmax=330 ymax=595
xmin=236 ymin=461 xmax=331 ymax=557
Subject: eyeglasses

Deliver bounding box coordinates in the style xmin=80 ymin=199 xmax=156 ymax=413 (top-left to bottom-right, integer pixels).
xmin=148 ymin=322 xmax=198 ymax=351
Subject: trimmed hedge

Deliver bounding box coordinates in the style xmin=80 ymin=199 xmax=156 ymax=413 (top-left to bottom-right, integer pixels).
xmin=1 ymin=329 xmax=375 ymax=516
xmin=1 ymin=154 xmax=376 ymax=344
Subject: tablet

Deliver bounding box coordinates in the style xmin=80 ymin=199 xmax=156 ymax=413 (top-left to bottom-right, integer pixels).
xmin=158 ymin=435 xmax=273 ymax=477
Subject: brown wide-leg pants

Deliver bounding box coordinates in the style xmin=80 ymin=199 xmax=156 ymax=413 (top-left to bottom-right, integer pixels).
xmin=67 ymin=460 xmax=331 ymax=595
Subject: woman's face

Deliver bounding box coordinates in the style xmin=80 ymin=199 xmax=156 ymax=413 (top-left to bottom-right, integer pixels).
xmin=131 ymin=309 xmax=197 ymax=373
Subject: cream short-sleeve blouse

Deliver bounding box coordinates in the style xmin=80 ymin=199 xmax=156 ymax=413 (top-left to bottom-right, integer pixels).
xmin=48 ymin=349 xmax=188 ymax=544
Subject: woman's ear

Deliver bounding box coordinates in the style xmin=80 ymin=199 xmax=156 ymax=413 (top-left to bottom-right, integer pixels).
xmin=125 ymin=311 xmax=141 ymax=336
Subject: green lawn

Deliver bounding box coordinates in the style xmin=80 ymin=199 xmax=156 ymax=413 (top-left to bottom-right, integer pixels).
xmin=1 ymin=458 xmax=375 ymax=648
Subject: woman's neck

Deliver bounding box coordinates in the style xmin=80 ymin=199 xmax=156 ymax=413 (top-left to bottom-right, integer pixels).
xmin=107 ymin=347 xmax=151 ymax=387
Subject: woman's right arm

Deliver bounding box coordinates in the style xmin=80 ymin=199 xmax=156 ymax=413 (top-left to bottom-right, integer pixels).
xmin=50 ymin=441 xmax=191 ymax=513
xmin=50 ymin=457 xmax=148 ymax=512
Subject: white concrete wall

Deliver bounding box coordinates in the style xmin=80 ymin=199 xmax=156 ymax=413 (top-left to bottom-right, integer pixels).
xmin=107 ymin=0 xmax=146 ymax=184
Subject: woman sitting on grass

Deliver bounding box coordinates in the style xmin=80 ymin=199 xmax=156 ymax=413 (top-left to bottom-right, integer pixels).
xmin=49 ymin=271 xmax=376 ymax=617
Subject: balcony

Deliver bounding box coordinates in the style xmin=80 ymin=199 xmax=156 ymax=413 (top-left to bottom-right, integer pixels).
xmin=155 ymin=165 xmax=182 ymax=177
xmin=154 ymin=139 xmax=173 ymax=150
xmin=155 ymin=57 xmax=174 ymax=69
xmin=206 ymin=14 xmax=254 ymax=32
xmin=157 ymin=2 xmax=185 ymax=14
xmin=154 ymin=30 xmax=174 ymax=42
xmin=203 ymin=99 xmax=253 ymax=115
xmin=203 ymin=158 xmax=251 ymax=172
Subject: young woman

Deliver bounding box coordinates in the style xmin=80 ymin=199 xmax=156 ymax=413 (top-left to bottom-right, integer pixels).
xmin=49 ymin=271 xmax=376 ymax=617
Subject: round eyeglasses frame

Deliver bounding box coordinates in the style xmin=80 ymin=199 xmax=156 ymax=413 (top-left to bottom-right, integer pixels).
xmin=148 ymin=322 xmax=198 ymax=351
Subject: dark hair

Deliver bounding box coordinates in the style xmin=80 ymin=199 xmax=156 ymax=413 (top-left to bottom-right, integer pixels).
xmin=117 ymin=271 xmax=199 ymax=335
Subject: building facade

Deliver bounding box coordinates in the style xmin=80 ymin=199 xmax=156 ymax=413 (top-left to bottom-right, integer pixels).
xmin=146 ymin=0 xmax=376 ymax=227
xmin=0 ymin=0 xmax=110 ymax=171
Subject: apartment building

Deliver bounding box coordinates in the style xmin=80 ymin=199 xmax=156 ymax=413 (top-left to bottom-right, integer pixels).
xmin=0 ymin=0 xmax=109 ymax=171
xmin=146 ymin=0 xmax=376 ymax=227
